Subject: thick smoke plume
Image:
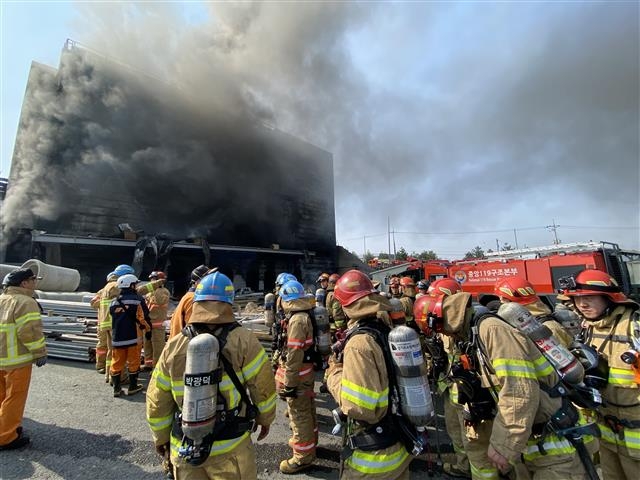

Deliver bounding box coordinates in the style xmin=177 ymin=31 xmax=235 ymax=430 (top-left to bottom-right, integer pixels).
xmin=3 ymin=2 xmax=639 ymax=256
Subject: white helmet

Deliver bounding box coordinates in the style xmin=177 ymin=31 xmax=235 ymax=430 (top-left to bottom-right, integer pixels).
xmin=116 ymin=274 xmax=138 ymax=289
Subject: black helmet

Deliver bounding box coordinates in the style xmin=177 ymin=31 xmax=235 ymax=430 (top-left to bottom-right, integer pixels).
xmin=191 ymin=265 xmax=213 ymax=283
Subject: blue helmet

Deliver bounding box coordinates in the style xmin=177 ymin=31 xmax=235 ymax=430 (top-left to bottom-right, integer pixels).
xmin=194 ymin=272 xmax=235 ymax=304
xmin=114 ymin=264 xmax=135 ymax=277
xmin=276 ymin=272 xmax=297 ymax=288
xmin=280 ymin=280 xmax=306 ymax=302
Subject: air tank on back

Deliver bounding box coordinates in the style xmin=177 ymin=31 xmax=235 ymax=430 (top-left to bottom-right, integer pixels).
xmin=388 ymin=297 xmax=407 ymax=326
xmin=388 ymin=325 xmax=434 ymax=427
xmin=313 ymin=304 xmax=332 ymax=356
xmin=498 ymin=302 xmax=584 ymax=385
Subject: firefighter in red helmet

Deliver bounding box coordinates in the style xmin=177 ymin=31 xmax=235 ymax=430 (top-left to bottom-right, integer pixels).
xmin=327 ymin=270 xmax=411 ymax=479
xmin=399 ymin=277 xmax=417 ymax=328
xmin=494 ymin=277 xmax=573 ymax=348
xmin=563 ymin=269 xmax=640 ymax=480
xmin=414 ymin=292 xmax=593 ymax=479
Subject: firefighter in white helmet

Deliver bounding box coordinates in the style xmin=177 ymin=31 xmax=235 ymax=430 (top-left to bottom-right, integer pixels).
xmin=563 ymin=270 xmax=640 ymax=480
xmin=275 ymin=280 xmax=318 ymax=474
xmin=327 ymin=270 xmax=412 ymax=479
xmin=138 ymin=271 xmax=171 ymax=371
xmin=146 ymin=271 xmax=276 ymax=479
xmin=414 ymin=292 xmax=594 ymax=479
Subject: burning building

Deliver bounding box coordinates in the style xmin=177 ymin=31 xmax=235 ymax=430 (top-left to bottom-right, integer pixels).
xmin=1 ymin=40 xmax=338 ymax=293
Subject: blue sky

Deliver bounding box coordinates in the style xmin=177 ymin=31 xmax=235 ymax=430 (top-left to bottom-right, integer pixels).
xmin=1 ymin=2 xmax=638 ymax=258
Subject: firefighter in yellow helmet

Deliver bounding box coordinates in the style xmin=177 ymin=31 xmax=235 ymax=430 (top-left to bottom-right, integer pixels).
xmin=275 ymin=280 xmax=318 ymax=474
xmin=0 ymin=268 xmax=46 ymax=451
xmin=563 ymin=270 xmax=640 ymax=480
xmin=146 ymin=271 xmax=276 ymax=479
xmin=91 ymin=270 xmax=118 ymax=375
xmin=414 ymin=292 xmax=595 ymax=479
xmin=327 ymin=270 xmax=412 ymax=479
xmin=138 ymin=271 xmax=171 ymax=371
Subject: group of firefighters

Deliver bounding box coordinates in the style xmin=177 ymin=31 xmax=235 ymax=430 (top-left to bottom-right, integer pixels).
xmin=1 ymin=260 xmax=639 ymax=480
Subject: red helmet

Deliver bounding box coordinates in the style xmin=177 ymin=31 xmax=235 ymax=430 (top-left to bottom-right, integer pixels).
xmin=413 ymin=294 xmax=444 ymax=335
xmin=494 ymin=277 xmax=538 ymax=305
xmin=334 ymin=270 xmax=376 ymax=306
xmin=149 ymin=271 xmax=166 ymax=280
xmin=328 ymin=273 xmax=340 ymax=284
xmin=400 ymin=276 xmax=415 ymax=287
xmin=563 ymin=270 xmax=629 ymax=304
xmin=428 ymin=278 xmax=461 ymax=297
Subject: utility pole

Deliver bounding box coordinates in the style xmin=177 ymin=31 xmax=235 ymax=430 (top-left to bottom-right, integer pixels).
xmin=496 ymin=238 xmax=500 ymax=252
xmin=387 ymin=217 xmax=391 ymax=263
xmin=546 ymin=219 xmax=560 ymax=245
xmin=513 ymin=229 xmax=519 ymax=249
xmin=363 ymin=235 xmax=367 ymax=260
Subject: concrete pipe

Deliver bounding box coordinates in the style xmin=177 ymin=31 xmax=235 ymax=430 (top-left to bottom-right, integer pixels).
xmin=33 ymin=291 xmax=95 ymax=302
xmin=21 ymin=259 xmax=81 ymax=292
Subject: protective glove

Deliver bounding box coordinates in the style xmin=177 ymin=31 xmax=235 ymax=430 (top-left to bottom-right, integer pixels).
xmin=145 ymin=331 xmax=152 ymax=341
xmin=279 ymin=385 xmax=297 ymax=399
xmin=35 ymin=356 xmax=47 ymax=367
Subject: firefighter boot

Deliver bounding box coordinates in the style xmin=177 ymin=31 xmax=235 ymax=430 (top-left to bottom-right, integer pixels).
xmin=112 ymin=374 xmax=122 ymax=397
xmin=128 ymin=373 xmax=143 ymax=396
xmin=279 ymin=458 xmax=314 ymax=474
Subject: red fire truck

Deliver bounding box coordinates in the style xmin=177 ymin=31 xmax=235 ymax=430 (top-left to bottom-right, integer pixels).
xmin=372 ymin=242 xmax=640 ymax=303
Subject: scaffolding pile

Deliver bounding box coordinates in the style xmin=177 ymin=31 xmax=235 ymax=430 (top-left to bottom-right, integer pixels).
xmin=40 ymin=300 xmax=98 ymax=363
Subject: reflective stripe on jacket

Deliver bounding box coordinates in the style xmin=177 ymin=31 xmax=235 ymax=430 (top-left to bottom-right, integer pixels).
xmin=0 ymin=286 xmax=46 ymax=369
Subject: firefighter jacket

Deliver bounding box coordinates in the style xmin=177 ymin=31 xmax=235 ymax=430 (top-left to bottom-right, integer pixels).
xmin=326 ymin=288 xmax=347 ymax=330
xmin=91 ymin=281 xmax=119 ymax=331
xmin=0 ymin=286 xmax=46 ymax=370
xmin=110 ymin=289 xmax=151 ymax=348
xmin=146 ymin=301 xmax=276 ymax=463
xmin=137 ymin=280 xmax=170 ymax=329
xmin=444 ymin=293 xmax=583 ymax=465
xmin=276 ymin=297 xmax=314 ymax=390
xmin=169 ymin=289 xmax=195 ymax=339
xmin=582 ymin=304 xmax=640 ymax=456
xmin=399 ymin=296 xmax=414 ymax=323
xmin=326 ymin=294 xmax=411 ymax=478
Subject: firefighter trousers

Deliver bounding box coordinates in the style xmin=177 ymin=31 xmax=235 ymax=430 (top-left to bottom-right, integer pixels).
xmin=172 ymin=436 xmax=257 ymax=480
xmin=95 ymin=328 xmax=109 ymax=370
xmin=464 ymin=419 xmax=499 ymax=480
xmin=599 ymin=434 xmax=640 ymax=480
xmin=0 ymin=364 xmax=33 ymax=446
xmin=444 ymin=392 xmax=470 ymax=474
xmin=100 ymin=329 xmax=113 ymax=381
xmin=111 ymin=345 xmax=141 ymax=376
xmin=143 ymin=328 xmax=166 ymax=368
xmin=286 ymin=386 xmax=317 ymax=464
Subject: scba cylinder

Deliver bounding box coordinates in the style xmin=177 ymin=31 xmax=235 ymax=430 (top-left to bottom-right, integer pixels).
xmin=389 ymin=297 xmax=406 ymax=326
xmin=313 ymin=305 xmax=332 ymax=356
xmin=498 ymin=302 xmax=584 ymax=385
xmin=388 ymin=325 xmax=434 ymax=426
xmin=315 ymin=288 xmax=326 ymax=307
xmin=182 ymin=333 xmax=220 ymax=445
xmin=264 ymin=293 xmax=276 ymax=327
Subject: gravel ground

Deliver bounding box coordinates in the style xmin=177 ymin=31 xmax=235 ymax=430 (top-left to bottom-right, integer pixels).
xmin=1 ymin=358 xmax=455 ymax=480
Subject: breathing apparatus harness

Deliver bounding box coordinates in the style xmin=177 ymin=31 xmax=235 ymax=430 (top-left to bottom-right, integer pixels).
xmin=174 ymin=323 xmax=258 ymax=465
xmin=467 ymin=311 xmax=600 ymax=480
xmin=333 ymin=318 xmax=428 ymax=464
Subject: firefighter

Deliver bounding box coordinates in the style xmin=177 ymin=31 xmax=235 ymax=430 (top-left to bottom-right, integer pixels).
xmin=109 ymin=274 xmax=151 ymax=397
xmin=275 ymin=280 xmax=318 ymax=474
xmin=494 ymin=277 xmax=573 ymax=347
xmin=91 ymin=271 xmax=118 ymax=375
xmin=93 ymin=264 xmax=133 ymax=382
xmin=168 ymin=265 xmax=211 ymax=339
xmin=138 ymin=271 xmax=171 ymax=371
xmin=326 ymin=270 xmax=412 ymax=479
xmin=563 ymin=269 xmax=640 ymax=480
xmin=416 ymin=280 xmax=429 ymax=299
xmin=414 ymin=292 xmax=593 ymax=480
xmin=399 ymin=277 xmax=417 ymax=328
xmin=389 ymin=276 xmax=402 ymax=298
xmin=0 ymin=268 xmax=46 ymax=451
xmin=146 ymin=271 xmax=276 ymax=479
xmin=326 ymin=274 xmax=346 ymax=335
xmin=317 ymin=273 xmax=330 ymax=302
xmin=422 ymin=278 xmax=470 ymax=479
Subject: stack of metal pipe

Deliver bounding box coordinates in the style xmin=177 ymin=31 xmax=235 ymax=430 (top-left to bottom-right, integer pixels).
xmin=40 ymin=305 xmax=98 ymax=363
